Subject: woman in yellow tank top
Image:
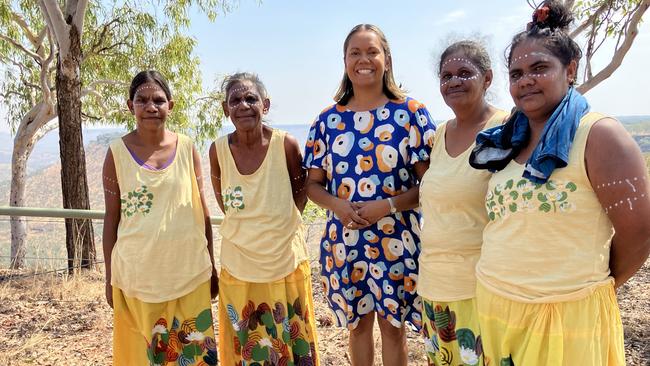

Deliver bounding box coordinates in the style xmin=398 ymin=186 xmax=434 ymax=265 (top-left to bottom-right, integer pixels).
xmin=102 ymin=71 xmax=218 ymax=365
xmin=418 ymin=41 xmax=507 ymax=366
xmin=209 ymin=72 xmax=319 ymax=365
xmin=469 ymin=1 xmax=650 ymax=365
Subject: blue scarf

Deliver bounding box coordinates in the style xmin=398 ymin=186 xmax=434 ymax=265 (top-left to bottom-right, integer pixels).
xmin=469 ymin=87 xmax=590 ymax=183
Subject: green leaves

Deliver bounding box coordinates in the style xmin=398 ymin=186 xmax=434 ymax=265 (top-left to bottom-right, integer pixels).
xmin=195 ymin=308 xmax=213 ymax=332
xmin=1 ymin=0 xmax=231 ymax=144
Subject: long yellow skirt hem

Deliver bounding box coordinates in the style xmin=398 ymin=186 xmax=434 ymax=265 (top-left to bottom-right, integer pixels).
xmin=476 ymin=281 xmax=625 ymax=366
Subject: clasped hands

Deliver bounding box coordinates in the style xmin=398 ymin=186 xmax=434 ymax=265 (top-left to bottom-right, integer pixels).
xmin=334 ymin=198 xmax=392 ymax=230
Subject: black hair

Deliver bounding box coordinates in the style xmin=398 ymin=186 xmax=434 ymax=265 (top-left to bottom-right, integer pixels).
xmin=506 ymin=0 xmax=582 ymax=76
xmin=128 ymin=70 xmax=173 ymax=100
xmin=439 ymin=40 xmax=492 ymax=75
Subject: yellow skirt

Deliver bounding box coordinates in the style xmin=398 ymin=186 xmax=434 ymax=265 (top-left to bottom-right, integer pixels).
xmin=421 ymin=297 xmax=483 ymax=366
xmin=476 ymin=281 xmax=625 ymax=366
xmin=218 ymin=261 xmax=319 ymax=365
xmin=113 ymin=280 xmax=217 ymax=366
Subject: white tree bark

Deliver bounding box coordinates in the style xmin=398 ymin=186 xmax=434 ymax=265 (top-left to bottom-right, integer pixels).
xmin=577 ymin=0 xmax=650 ymax=94
xmin=9 ymin=102 xmax=57 ymax=268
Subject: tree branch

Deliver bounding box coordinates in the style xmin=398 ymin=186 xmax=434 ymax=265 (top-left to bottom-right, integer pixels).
xmin=0 ymin=33 xmax=42 ymax=61
xmin=578 ymin=0 xmax=650 ymax=94
xmin=83 ymin=79 xmax=129 ymax=92
xmin=570 ymin=2 xmax=609 ymax=38
xmin=70 ymin=0 xmax=89 ymax=32
xmin=40 ymin=29 xmax=56 ymax=105
xmin=10 ymin=12 xmax=39 ymax=47
xmin=39 ymin=0 xmax=70 ymax=57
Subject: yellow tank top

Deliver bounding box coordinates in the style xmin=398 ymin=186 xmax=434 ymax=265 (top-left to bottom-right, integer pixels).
xmin=216 ymin=128 xmax=308 ymax=282
xmin=110 ymin=134 xmax=212 ymax=303
xmin=476 ymin=112 xmax=614 ymax=303
xmin=418 ymin=110 xmax=508 ymax=301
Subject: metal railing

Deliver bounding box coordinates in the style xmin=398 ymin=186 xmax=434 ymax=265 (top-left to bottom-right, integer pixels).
xmin=0 ymin=206 xmax=224 ymax=225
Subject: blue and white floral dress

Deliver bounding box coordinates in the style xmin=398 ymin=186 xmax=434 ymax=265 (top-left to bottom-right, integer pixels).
xmin=303 ymin=97 xmax=436 ymax=330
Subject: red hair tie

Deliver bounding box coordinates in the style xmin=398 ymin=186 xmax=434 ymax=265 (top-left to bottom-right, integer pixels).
xmin=534 ymin=5 xmax=550 ymax=24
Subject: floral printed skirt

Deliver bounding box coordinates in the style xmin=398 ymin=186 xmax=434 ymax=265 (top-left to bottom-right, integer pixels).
xmin=218 ymin=261 xmax=319 ymax=366
xmin=421 ymin=297 xmax=483 ymax=366
xmin=476 ymin=280 xmax=625 ymax=366
xmin=112 ymin=280 xmax=218 ymax=366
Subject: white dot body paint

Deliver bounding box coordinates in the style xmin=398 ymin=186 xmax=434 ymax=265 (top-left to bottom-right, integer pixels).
xmin=510 ymin=51 xmax=554 ymax=64
xmin=134 ymin=84 xmax=164 ymax=97
xmin=440 ymin=74 xmax=480 ymax=88
xmin=597 ymin=176 xmax=648 ymax=214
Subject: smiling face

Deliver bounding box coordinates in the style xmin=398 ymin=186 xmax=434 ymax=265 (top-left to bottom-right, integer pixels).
xmin=344 ymin=29 xmax=388 ymax=90
xmin=127 ymin=82 xmax=173 ymax=131
xmin=222 ymin=80 xmax=270 ymax=131
xmin=508 ymin=39 xmax=576 ymax=123
xmin=439 ymin=52 xmax=491 ymax=112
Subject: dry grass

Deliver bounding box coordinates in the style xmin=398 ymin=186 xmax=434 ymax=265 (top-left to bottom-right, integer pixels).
xmin=0 ymin=260 xmax=648 ymax=366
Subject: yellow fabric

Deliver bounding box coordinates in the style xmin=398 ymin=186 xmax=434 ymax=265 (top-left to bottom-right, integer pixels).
xmin=421 ymin=297 xmax=484 ymax=366
xmin=476 ymin=281 xmax=625 ymax=366
xmin=110 ymin=134 xmax=212 ymax=303
xmin=418 ymin=110 xmax=508 ymax=301
xmin=217 ymin=261 xmax=320 ymax=365
xmin=112 ymin=281 xmax=217 ymax=366
xmin=216 ymin=128 xmax=308 ymax=282
xmin=476 ymin=112 xmax=615 ymax=303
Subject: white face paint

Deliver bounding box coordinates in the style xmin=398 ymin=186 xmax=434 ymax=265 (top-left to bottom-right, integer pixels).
xmin=597 ymin=176 xmax=648 ymax=213
xmin=508 ymin=51 xmax=558 ymax=86
xmin=226 ymin=86 xmax=262 ymax=109
xmin=132 ymin=84 xmax=168 ymax=108
xmin=439 ymin=57 xmax=482 ymax=88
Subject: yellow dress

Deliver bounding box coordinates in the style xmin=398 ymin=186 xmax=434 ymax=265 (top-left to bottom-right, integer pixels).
xmin=418 ymin=110 xmax=507 ymax=366
xmin=109 ymin=134 xmax=216 ymax=365
xmin=215 ymin=128 xmax=319 ymax=365
xmin=476 ymin=113 xmax=625 ymax=365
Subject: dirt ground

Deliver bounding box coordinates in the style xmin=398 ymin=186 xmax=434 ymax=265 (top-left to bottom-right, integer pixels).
xmin=0 ymin=258 xmax=648 ymax=366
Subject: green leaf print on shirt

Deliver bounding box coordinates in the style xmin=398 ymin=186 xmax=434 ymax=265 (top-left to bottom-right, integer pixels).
xmin=486 ymin=179 xmax=577 ymax=221
xmin=120 ymin=185 xmax=153 ymax=217
xmin=223 ymin=185 xmax=245 ymax=212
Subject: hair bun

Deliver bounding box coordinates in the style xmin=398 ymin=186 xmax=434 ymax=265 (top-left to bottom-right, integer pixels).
xmin=530 ymin=0 xmax=573 ymax=32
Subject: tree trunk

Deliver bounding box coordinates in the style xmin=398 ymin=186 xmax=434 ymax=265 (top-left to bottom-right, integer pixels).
xmin=56 ymin=21 xmax=95 ymax=272
xmin=10 ymin=145 xmax=29 ymax=269
xmin=9 ymin=104 xmax=57 ymax=269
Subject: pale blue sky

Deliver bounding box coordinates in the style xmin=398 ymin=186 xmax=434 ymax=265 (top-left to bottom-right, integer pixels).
xmin=189 ymin=0 xmax=650 ymax=126
xmin=1 ymin=0 xmax=649 ymax=133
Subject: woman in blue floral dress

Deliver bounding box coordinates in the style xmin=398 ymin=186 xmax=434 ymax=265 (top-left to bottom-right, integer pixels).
xmin=303 ymin=24 xmax=436 ymax=365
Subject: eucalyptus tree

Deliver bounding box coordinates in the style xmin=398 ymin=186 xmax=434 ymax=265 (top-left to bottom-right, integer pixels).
xmin=1 ymin=0 xmax=228 ymax=269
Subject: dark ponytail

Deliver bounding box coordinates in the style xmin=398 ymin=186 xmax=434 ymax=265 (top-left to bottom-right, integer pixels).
xmin=506 ymin=0 xmax=582 ymax=79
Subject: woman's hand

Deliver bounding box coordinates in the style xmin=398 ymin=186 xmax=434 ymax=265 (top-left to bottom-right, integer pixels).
xmin=210 ymin=267 xmax=219 ymax=299
xmin=105 ymin=282 xmax=114 ymax=309
xmin=332 ymin=198 xmax=369 ymax=230
xmin=353 ymin=200 xmax=391 ymax=228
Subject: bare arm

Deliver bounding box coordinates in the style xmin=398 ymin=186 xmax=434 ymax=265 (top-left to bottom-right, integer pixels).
xmin=208 ymin=142 xmax=225 ymax=213
xmin=586 ymin=118 xmax=650 ymax=288
xmin=284 ymin=134 xmax=308 ymax=213
xmin=102 ymin=148 xmax=120 ymax=308
xmin=354 ymin=160 xmax=431 ymax=226
xmin=193 ymin=145 xmax=219 ymax=299
xmin=305 ymin=168 xmax=369 ymax=228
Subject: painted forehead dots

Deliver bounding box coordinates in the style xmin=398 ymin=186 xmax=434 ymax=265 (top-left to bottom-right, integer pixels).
xmin=441 ymin=57 xmax=478 ymax=69
xmin=596 ymin=176 xmax=648 ymax=213
xmin=510 ymin=51 xmax=553 ymax=64
xmin=134 ymin=84 xmax=164 ymax=96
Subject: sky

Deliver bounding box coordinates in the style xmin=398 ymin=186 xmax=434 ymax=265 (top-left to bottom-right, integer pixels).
xmin=1 ymin=0 xmax=649 ymax=133
xmin=185 ymin=0 xmax=650 ymax=127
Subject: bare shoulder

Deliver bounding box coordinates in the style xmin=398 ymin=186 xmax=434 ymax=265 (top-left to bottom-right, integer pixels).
xmin=586 ymin=116 xmax=640 ymax=163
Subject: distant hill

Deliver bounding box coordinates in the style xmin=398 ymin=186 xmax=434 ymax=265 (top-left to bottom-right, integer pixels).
xmin=618 ymin=115 xmax=650 ymax=124
xmin=0 ymin=137 xmax=223 ymax=215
